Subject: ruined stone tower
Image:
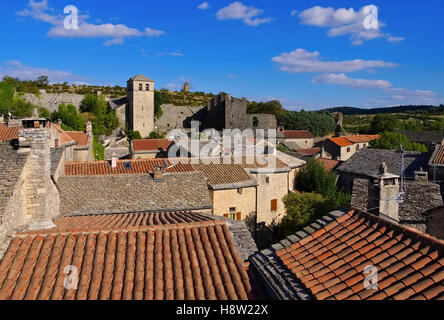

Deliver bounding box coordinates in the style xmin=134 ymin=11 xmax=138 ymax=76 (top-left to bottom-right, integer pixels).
xmin=126 ymin=74 xmax=155 ymax=138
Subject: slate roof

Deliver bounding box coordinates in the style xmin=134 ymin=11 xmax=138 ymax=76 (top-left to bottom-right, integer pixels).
xmin=129 ymin=74 xmax=154 ymax=82
xmin=275 ymin=150 xmax=306 ymax=169
xmin=0 ymin=127 xmax=20 ymax=142
xmin=108 ymin=96 xmax=127 ymax=110
xmin=65 ymin=158 xmax=194 ymax=176
xmin=402 ymin=131 xmax=444 ymax=146
xmin=0 ymin=211 xmax=252 ymax=300
xmin=133 ymin=139 xmax=173 ymax=152
xmin=351 ymin=178 xmax=443 ymax=233
xmin=251 ymin=209 xmax=444 ymax=300
xmin=282 ymin=130 xmax=314 ymax=139
xmin=193 ymin=163 xmax=258 ymax=190
xmin=0 ymin=143 xmax=28 ymax=215
xmin=337 ymin=149 xmax=429 ymax=179
xmin=57 ymin=172 xmax=212 ymax=216
xmin=50 ymin=148 xmax=64 ymax=176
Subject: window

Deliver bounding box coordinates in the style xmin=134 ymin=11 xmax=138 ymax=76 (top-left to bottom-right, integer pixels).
xmin=142 ymin=106 xmax=144 ymax=112
xmin=146 ymin=83 xmax=150 ymax=91
xmin=237 ymin=188 xmax=243 ymax=195
xmin=123 ymin=162 xmax=132 ymax=170
xmin=139 ymin=83 xmax=143 ymax=90
xmin=271 ymin=199 xmax=277 ymax=212
xmin=228 ymin=207 xmax=236 ymax=220
xmin=265 ymin=176 xmax=270 ymax=184
xmin=357 ymin=144 xmax=360 ymax=150
xmin=347 ymin=147 xmax=351 ymax=153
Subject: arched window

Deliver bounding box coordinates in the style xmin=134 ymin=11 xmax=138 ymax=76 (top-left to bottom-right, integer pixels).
xmin=139 ymin=83 xmax=143 ymax=90
xmin=146 ymin=83 xmax=150 ymax=91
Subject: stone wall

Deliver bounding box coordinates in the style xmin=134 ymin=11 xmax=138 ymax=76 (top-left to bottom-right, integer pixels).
xmin=22 ymin=93 xmax=85 ymax=112
xmin=155 ymin=104 xmax=206 ymax=132
xmin=427 ymin=207 xmax=444 ymax=239
xmin=210 ymin=187 xmax=257 ymax=221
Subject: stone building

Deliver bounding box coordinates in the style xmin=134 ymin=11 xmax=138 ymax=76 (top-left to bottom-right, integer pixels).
xmin=205 ymin=92 xmax=277 ymax=131
xmin=278 ymin=130 xmax=314 ymax=150
xmin=109 ymin=74 xmax=155 ymax=138
xmin=428 ymin=140 xmax=444 ymax=184
xmin=322 ymin=134 xmax=380 ymax=162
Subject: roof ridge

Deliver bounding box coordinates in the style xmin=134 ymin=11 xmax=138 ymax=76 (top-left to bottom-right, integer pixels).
xmin=15 ymin=219 xmax=227 ymax=237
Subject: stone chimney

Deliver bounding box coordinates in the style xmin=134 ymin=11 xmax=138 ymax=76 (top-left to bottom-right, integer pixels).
xmin=414 ymin=167 xmax=428 ymax=182
xmin=111 ymin=152 xmax=117 ymax=168
xmin=0 ymin=114 xmax=4 ymax=126
xmin=153 ymin=164 xmax=164 ymax=182
xmin=18 ymin=114 xmax=57 ymax=230
xmin=367 ymin=162 xmax=400 ymax=223
xmin=85 ymin=121 xmax=94 ymax=160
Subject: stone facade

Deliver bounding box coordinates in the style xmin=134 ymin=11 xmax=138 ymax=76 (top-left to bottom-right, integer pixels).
xmin=210 ymin=187 xmax=257 ymax=221
xmin=22 ymin=92 xmax=85 ymax=112
xmin=126 ymin=75 xmax=155 ymax=138
xmin=426 ymin=207 xmax=444 ymax=239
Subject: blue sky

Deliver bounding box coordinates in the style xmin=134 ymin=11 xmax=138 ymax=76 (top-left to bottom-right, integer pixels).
xmin=0 ymin=0 xmax=443 ymax=110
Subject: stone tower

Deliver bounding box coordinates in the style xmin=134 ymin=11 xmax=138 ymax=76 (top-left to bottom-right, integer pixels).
xmin=126 ymin=74 xmax=155 ymax=138
xmin=367 ymin=162 xmax=400 ymax=223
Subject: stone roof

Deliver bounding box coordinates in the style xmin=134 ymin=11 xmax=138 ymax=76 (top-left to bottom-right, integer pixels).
xmin=295 ymin=147 xmax=321 ymax=156
xmin=0 ymin=143 xmax=28 ymax=215
xmin=50 ymin=147 xmax=64 ymax=176
xmin=251 ymin=209 xmax=444 ymax=300
xmin=337 ymin=149 xmax=429 ymax=179
xmin=401 ymin=131 xmax=444 ymax=145
xmin=0 ymin=127 xmax=20 ymax=142
xmin=108 ymin=96 xmax=127 ymax=110
xmin=193 ymin=162 xmax=258 ymax=190
xmin=351 ymin=178 xmax=443 ymax=233
xmin=129 ymin=74 xmax=154 ymax=82
xmin=275 ymin=150 xmax=306 ymax=169
xmin=282 ymin=130 xmax=313 ymax=139
xmin=0 ymin=211 xmax=252 ymax=300
xmin=57 ymin=172 xmax=212 ymax=216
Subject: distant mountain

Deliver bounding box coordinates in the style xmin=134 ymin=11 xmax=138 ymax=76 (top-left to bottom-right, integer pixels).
xmin=318 ymin=105 xmax=444 ymax=115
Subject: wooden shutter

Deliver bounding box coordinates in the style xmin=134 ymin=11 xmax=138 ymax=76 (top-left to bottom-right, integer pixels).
xmin=236 ymin=212 xmax=242 ymax=221
xmin=223 ymin=213 xmax=229 ymax=218
xmin=271 ymin=199 xmax=277 ymax=212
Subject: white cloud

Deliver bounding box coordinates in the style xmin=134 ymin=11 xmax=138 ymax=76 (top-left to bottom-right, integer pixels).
xmin=313 ymin=73 xmax=439 ymax=105
xmin=298 ymin=5 xmax=404 ymax=45
xmin=198 ymin=2 xmax=209 ymax=10
xmin=313 ymin=73 xmax=392 ymax=89
xmin=17 ymin=0 xmax=165 ymax=45
xmin=290 ymin=10 xmax=298 ymax=16
xmin=272 ymin=48 xmax=397 ymax=73
xmin=216 ymin=2 xmax=272 ymax=26
xmin=0 ymin=60 xmax=83 ymax=83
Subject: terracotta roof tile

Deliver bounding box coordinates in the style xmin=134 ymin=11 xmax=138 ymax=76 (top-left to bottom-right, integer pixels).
xmin=344 ymin=135 xmax=380 ymax=144
xmin=317 ymin=158 xmax=340 ymax=171
xmin=295 ymin=147 xmax=321 ymax=155
xmin=133 ymin=139 xmax=173 ymax=152
xmin=0 ymin=126 xmax=20 ymax=142
xmin=0 ymin=212 xmax=251 ymax=300
xmin=432 ymin=145 xmax=444 ymax=165
xmin=282 ymin=130 xmax=314 ymax=139
xmin=65 ymin=158 xmax=195 ymax=176
xmin=328 ymin=137 xmax=354 ymax=147
xmin=52 ymin=124 xmax=76 ymax=145
xmin=271 ymin=210 xmax=444 ymax=300
xmin=66 ymin=131 xmax=88 ymax=146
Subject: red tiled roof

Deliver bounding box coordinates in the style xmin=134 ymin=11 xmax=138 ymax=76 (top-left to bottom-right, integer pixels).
xmin=296 ymin=147 xmax=321 ymax=155
xmin=52 ymin=124 xmax=76 ymax=145
xmin=0 ymin=212 xmax=252 ymax=300
xmin=0 ymin=126 xmax=20 ymax=142
xmin=65 ymin=158 xmax=195 ymax=176
xmin=133 ymin=139 xmax=173 ymax=152
xmin=67 ymin=131 xmax=88 ymax=146
xmin=328 ymin=137 xmax=354 ymax=147
xmin=432 ymin=145 xmax=444 ymax=165
xmin=344 ymin=135 xmax=381 ymax=144
xmin=317 ymin=158 xmax=340 ymax=171
xmin=276 ymin=210 xmax=444 ymax=300
xmin=282 ymin=130 xmax=314 ymax=139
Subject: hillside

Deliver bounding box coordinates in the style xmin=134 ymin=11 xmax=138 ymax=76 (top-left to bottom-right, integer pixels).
xmin=320 ymin=105 xmax=444 ymax=115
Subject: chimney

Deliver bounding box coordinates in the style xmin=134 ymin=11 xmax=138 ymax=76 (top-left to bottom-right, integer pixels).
xmin=153 ymin=164 xmax=164 ymax=182
xmin=85 ymin=121 xmax=92 ymax=136
xmin=367 ymin=162 xmax=400 ymax=223
xmin=111 ymin=152 xmax=117 ymax=168
xmin=0 ymin=114 xmax=4 ymax=126
xmin=414 ymin=167 xmax=428 ymax=182
xmin=18 ymin=114 xmax=57 ymax=230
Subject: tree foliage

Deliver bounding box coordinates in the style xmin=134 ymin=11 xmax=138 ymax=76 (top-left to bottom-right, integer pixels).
xmin=79 ymin=93 xmax=119 ymax=136
xmin=148 ymin=131 xmax=166 ymax=139
xmin=369 ymin=114 xmax=403 ymax=133
xmin=51 ymin=103 xmax=86 ymax=131
xmin=154 ymin=90 xmax=164 ymax=119
xmin=296 ymin=158 xmax=338 ymax=198
xmin=370 ymin=131 xmax=428 ymax=152
xmin=247 ymin=100 xmax=285 ymax=119
xmin=279 ymin=110 xmax=336 ymax=137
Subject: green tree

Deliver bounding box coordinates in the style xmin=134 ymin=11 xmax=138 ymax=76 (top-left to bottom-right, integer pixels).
xmin=370 ymin=131 xmax=428 ymax=152
xmin=154 ymin=90 xmax=164 ymax=119
xmin=148 ymin=131 xmax=166 ymax=139
xmin=281 ymin=193 xmax=337 ymax=237
xmin=51 ymin=103 xmax=85 ymax=131
xmin=296 ymin=158 xmax=338 ymax=198
xmin=38 ymin=107 xmax=51 ymax=119
xmin=247 ymin=100 xmax=285 ymax=119
xmin=369 ymin=114 xmax=402 ymax=133
xmin=36 ymin=76 xmax=49 ymax=88
xmin=278 ymin=110 xmax=336 ymax=137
